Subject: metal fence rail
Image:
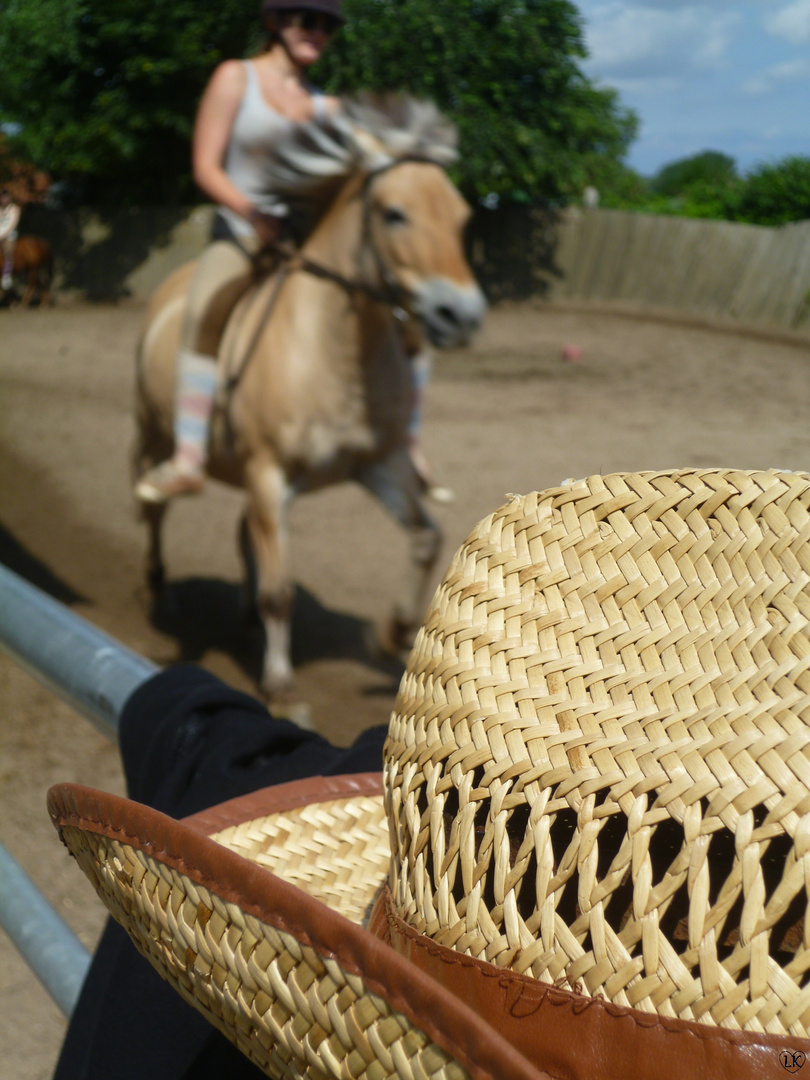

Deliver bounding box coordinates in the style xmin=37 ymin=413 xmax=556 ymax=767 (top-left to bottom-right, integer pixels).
xmin=0 ymin=562 xmax=158 ymax=1015
xmin=0 ymin=563 xmax=157 ymax=740
xmin=0 ymin=842 xmax=92 ymax=1017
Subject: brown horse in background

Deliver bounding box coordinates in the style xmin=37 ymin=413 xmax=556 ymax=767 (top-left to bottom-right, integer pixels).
xmin=11 ymin=236 xmax=53 ymax=306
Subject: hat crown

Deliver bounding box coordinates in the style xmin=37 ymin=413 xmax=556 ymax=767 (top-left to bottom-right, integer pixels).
xmin=385 ymin=469 xmax=810 ymax=1034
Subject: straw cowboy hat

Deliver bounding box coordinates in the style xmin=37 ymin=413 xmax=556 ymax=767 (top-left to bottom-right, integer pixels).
xmin=50 ymin=467 xmax=810 ymax=1080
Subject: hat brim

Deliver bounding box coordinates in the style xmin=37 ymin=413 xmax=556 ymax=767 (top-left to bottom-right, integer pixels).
xmin=48 ymin=775 xmax=544 ymax=1080
xmin=49 ymin=774 xmax=808 ymax=1080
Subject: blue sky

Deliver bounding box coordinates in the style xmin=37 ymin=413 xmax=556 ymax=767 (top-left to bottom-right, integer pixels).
xmin=574 ymin=1 xmax=810 ymax=177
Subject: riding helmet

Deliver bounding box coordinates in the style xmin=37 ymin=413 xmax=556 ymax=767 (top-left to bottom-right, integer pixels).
xmin=261 ymin=0 xmax=345 ymax=23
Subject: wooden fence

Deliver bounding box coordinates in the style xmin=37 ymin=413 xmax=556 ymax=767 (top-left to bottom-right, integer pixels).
xmin=22 ymin=203 xmax=810 ymax=336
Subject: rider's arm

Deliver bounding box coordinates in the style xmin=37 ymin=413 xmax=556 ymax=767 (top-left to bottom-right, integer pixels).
xmin=192 ymin=61 xmax=278 ymax=244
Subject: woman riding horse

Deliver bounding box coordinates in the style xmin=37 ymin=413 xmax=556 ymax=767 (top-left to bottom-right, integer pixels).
xmin=136 ymin=0 xmax=345 ymax=503
xmin=134 ymin=100 xmax=486 ymax=705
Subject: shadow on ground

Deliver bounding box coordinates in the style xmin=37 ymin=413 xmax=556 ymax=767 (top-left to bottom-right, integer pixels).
xmin=148 ymin=576 xmax=406 ymax=690
xmin=0 ymin=523 xmax=87 ymax=606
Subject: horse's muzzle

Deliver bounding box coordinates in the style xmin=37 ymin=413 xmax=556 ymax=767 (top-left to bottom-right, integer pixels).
xmin=414 ymin=279 xmax=487 ymax=348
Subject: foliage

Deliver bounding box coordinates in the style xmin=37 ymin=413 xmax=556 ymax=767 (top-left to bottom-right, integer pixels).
xmin=650 ymin=151 xmax=737 ymax=197
xmin=0 ymin=0 xmax=637 ymax=206
xmin=315 ymin=0 xmax=638 ymax=204
xmin=0 ymin=0 xmax=257 ymax=204
xmin=727 ymin=156 xmax=810 ymax=226
xmin=590 ymin=161 xmax=648 ymax=208
xmin=604 ymin=153 xmax=810 ymax=227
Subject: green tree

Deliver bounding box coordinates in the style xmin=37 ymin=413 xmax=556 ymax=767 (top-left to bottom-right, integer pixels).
xmin=729 ymin=156 xmax=810 ymax=226
xmin=650 ymin=150 xmax=737 ymax=197
xmin=0 ymin=0 xmax=258 ymax=204
xmin=315 ymin=0 xmax=637 ymax=204
xmin=0 ymin=0 xmax=637 ymax=206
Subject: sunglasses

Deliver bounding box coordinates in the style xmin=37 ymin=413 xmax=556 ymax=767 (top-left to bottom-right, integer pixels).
xmin=282 ymin=10 xmax=341 ymax=34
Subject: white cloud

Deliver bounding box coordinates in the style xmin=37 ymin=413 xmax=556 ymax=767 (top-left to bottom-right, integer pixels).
xmin=575 ymin=1 xmax=810 ymax=174
xmin=765 ymin=0 xmax=810 ymax=43
xmin=580 ymin=3 xmax=739 ymax=82
xmin=744 ymin=58 xmax=810 ymax=95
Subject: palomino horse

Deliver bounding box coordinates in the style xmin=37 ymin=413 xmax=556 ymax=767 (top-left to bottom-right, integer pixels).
xmin=134 ymin=100 xmax=486 ymax=709
xmin=10 ymin=236 xmax=53 ymax=306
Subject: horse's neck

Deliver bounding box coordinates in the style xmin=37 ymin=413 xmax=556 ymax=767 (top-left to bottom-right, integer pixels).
xmin=298 ymin=175 xmax=398 ymax=361
xmin=301 ymin=174 xmax=370 ymax=284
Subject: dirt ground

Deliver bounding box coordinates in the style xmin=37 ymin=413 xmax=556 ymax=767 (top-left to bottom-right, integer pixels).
xmin=1 ymin=297 xmax=809 ymax=1079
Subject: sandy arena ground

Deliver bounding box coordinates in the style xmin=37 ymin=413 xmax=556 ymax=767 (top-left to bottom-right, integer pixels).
xmin=1 ymin=297 xmax=809 ymax=1079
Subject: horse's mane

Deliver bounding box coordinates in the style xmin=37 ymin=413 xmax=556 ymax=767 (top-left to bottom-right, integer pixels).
xmin=339 ymin=94 xmax=458 ymax=167
xmin=260 ymin=95 xmax=458 ymax=230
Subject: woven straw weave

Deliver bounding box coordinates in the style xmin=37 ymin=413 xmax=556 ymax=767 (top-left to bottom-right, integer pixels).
xmin=385 ymin=469 xmax=810 ymax=1036
xmin=61 ymin=795 xmax=468 ymax=1080
xmin=210 ymin=796 xmax=389 ymax=924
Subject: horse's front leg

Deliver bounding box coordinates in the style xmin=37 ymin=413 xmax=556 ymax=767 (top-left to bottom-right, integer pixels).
xmin=243 ymin=460 xmax=303 ymax=712
xmin=140 ymin=500 xmax=168 ymax=594
xmin=357 ymin=446 xmax=442 ymax=653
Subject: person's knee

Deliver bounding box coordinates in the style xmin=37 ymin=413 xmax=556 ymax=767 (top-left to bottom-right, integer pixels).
xmin=181 ymin=245 xmax=253 ymax=356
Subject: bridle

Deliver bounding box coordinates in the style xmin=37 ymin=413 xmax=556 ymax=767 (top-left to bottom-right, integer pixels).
xmin=274 ymin=155 xmax=432 ymax=307
xmin=223 ymin=156 xmax=433 ymax=395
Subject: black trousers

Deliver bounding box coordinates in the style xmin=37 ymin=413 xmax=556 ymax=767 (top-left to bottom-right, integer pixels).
xmin=54 ymin=665 xmax=387 ymax=1079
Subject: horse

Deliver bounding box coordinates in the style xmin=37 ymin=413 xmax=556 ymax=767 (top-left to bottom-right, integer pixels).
xmin=10 ymin=236 xmax=53 ymax=306
xmin=134 ymin=99 xmax=487 ymax=711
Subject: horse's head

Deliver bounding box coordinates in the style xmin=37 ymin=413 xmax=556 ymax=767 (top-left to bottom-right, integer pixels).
xmin=269 ymin=95 xmax=487 ymax=348
xmin=363 ymin=159 xmax=486 ymax=348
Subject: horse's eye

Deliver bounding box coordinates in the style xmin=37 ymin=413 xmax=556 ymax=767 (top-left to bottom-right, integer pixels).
xmin=381 ymin=206 xmax=408 ymax=227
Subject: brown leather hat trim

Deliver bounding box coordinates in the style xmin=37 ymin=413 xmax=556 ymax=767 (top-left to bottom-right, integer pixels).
xmin=48 ymin=780 xmax=549 ymax=1080
xmin=371 ymin=886 xmax=810 ymax=1080
xmin=181 ymin=772 xmax=384 ymax=835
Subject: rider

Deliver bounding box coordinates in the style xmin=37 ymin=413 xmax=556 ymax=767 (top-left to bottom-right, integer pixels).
xmin=0 ymin=188 xmax=21 ymax=292
xmin=135 ymin=0 xmax=344 ymax=504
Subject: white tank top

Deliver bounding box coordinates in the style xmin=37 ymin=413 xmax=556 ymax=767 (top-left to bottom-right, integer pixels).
xmin=219 ymin=60 xmax=329 ymax=240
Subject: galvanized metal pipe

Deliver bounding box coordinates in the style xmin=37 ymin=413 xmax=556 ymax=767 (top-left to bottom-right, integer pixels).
xmin=0 ymin=841 xmax=92 ymax=1016
xmin=0 ymin=562 xmax=157 ymax=740
xmin=0 ymin=562 xmax=159 ymax=1014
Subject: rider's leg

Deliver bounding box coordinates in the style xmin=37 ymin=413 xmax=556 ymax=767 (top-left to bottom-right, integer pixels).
xmin=135 ymin=241 xmax=254 ymax=503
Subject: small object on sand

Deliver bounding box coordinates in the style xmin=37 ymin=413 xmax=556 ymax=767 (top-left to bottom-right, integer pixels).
xmin=561 ymin=344 xmax=582 ymax=363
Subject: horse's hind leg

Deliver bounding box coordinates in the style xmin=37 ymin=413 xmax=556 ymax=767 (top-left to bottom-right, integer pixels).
xmin=238 ymin=511 xmax=258 ymax=624
xmin=132 ymin=416 xmax=171 ymax=593
xmin=140 ymin=500 xmax=168 ymax=594
xmin=357 ymin=447 xmax=442 ymax=652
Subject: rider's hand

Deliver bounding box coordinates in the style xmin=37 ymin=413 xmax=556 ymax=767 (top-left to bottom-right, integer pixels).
xmin=248 ymin=208 xmax=281 ymax=247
